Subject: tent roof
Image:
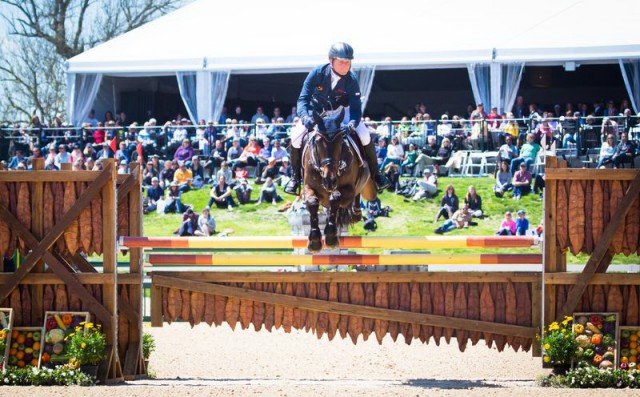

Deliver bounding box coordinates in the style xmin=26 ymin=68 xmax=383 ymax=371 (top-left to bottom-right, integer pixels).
xmin=68 ymin=0 xmax=640 ymax=75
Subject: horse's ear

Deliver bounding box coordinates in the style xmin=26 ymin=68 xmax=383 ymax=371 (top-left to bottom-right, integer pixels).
xmin=336 ymin=108 xmax=345 ymax=125
xmin=313 ymin=111 xmax=323 ymax=129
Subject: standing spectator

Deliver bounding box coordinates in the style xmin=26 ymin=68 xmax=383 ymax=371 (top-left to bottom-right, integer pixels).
xmin=434 ymin=184 xmax=459 ymax=222
xmin=494 ymin=161 xmax=513 ymax=198
xmin=464 ymin=185 xmax=483 ymax=218
xmin=251 ymin=107 xmax=268 ymax=125
xmin=496 ymin=211 xmax=516 ymax=236
xmin=196 ymin=207 xmax=216 ymax=236
xmin=516 ymin=210 xmax=529 ymax=236
xmin=601 ymin=117 xmax=619 ymax=142
xmin=163 ymin=183 xmax=186 ymax=214
xmin=145 ymin=177 xmax=164 ymax=213
xmin=256 ymin=177 xmax=283 ymax=205
xmin=85 ymin=109 xmax=99 ymax=127
xmin=208 ymin=175 xmax=235 ymax=210
xmin=513 ymin=162 xmax=532 ymax=200
xmin=434 ymin=203 xmax=472 ymax=234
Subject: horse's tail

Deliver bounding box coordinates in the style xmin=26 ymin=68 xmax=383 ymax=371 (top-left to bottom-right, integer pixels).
xmin=336 ymin=206 xmax=356 ymax=230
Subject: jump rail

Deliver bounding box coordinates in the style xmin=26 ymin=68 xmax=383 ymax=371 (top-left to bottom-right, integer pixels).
xmin=122 ymin=235 xmax=539 ymax=250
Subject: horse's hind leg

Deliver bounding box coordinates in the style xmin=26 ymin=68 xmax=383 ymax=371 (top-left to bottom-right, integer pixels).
xmin=352 ymin=193 xmax=362 ymax=223
xmin=324 ymin=191 xmax=341 ymax=249
xmin=306 ymin=194 xmax=323 ymax=253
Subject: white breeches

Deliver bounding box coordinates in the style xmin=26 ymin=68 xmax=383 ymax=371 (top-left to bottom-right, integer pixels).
xmin=291 ymin=107 xmax=370 ymax=148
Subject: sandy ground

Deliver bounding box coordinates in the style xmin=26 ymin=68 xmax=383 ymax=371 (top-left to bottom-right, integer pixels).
xmin=3 ymin=323 xmax=640 ymax=396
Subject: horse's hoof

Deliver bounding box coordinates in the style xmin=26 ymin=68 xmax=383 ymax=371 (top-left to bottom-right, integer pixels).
xmin=307 ymin=239 xmax=323 ymax=253
xmin=325 ymin=234 xmax=339 ymax=249
xmin=351 ymin=213 xmax=362 ymax=223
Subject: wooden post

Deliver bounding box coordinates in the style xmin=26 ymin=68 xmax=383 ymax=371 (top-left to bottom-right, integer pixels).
xmin=543 ymin=156 xmax=558 ymax=328
xmin=531 ymin=279 xmax=542 ymax=357
xmin=31 ymin=158 xmax=44 ymax=325
xmin=101 ymin=159 xmax=122 ymax=381
xmin=151 ymin=284 xmax=163 ymax=327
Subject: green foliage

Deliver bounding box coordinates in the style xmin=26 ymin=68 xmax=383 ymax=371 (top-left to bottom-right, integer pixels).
xmin=1 ymin=365 xmax=96 ymax=386
xmin=65 ymin=324 xmax=106 ymax=366
xmin=142 ymin=332 xmax=156 ymax=360
xmin=541 ymin=317 xmax=578 ymax=365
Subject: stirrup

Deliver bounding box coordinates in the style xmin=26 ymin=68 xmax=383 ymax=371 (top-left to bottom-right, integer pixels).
xmin=375 ymin=174 xmax=391 ymax=192
xmin=284 ymin=179 xmax=300 ymax=195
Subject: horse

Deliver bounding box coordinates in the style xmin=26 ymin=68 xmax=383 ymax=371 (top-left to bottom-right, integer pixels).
xmin=302 ymin=109 xmax=377 ymax=252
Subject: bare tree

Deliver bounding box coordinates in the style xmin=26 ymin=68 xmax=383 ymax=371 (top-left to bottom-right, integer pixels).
xmin=0 ymin=0 xmax=180 ymax=122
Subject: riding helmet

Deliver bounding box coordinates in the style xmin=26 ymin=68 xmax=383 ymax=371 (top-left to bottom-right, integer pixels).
xmin=328 ymin=42 xmax=354 ymax=60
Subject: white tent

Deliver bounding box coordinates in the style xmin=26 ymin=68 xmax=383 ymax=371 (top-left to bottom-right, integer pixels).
xmin=67 ymin=0 xmax=640 ymax=125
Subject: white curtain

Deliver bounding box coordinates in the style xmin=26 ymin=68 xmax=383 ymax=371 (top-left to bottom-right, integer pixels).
xmin=499 ymin=63 xmax=525 ymax=114
xmin=176 ymin=72 xmax=198 ymax=124
xmin=467 ymin=64 xmax=491 ymax=109
xmin=66 ymin=73 xmax=103 ymax=126
xmin=620 ymin=59 xmax=640 ymax=113
xmin=208 ymin=71 xmax=230 ymax=124
xmin=354 ymin=65 xmax=376 ymax=113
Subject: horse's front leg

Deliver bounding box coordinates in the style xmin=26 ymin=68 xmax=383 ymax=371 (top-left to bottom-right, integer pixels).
xmin=305 ymin=191 xmax=323 ymax=253
xmin=324 ymin=190 xmax=341 ymax=249
xmin=352 ymin=193 xmax=362 ymax=223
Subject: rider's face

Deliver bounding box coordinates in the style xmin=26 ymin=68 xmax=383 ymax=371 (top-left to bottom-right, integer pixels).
xmin=330 ymin=58 xmax=351 ymax=76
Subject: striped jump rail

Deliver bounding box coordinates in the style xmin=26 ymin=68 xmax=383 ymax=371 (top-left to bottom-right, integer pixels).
xmin=122 ymin=236 xmax=539 ymax=250
xmin=147 ymin=253 xmax=543 ymax=266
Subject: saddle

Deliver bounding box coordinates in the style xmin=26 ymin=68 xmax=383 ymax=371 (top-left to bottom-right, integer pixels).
xmin=301 ymin=129 xmax=365 ymax=171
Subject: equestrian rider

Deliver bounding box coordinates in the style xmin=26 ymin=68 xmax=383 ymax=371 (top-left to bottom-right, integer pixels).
xmin=284 ymin=42 xmax=391 ymax=195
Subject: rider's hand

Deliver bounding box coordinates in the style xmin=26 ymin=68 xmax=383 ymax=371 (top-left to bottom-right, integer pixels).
xmin=302 ymin=115 xmax=315 ymax=130
xmin=348 ymin=121 xmax=357 ymax=132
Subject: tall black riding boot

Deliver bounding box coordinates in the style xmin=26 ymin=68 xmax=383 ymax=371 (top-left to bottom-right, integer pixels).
xmin=284 ymin=147 xmax=302 ymax=195
xmin=363 ymin=142 xmax=390 ymax=192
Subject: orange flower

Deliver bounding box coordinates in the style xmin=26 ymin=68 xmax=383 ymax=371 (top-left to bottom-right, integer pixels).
xmin=62 ymin=313 xmax=73 ymax=326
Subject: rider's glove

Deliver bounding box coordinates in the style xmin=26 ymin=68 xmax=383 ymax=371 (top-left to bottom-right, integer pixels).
xmin=347 ymin=121 xmax=357 ymax=133
xmin=302 ymin=115 xmax=315 ymax=131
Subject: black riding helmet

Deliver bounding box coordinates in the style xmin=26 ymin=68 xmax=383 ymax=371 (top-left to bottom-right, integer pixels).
xmin=328 ymin=42 xmax=354 ymax=60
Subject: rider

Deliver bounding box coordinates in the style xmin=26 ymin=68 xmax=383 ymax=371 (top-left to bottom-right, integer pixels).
xmin=284 ymin=42 xmax=391 ymax=195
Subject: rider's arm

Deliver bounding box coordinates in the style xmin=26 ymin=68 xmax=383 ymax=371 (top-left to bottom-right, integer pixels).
xmin=346 ymin=73 xmax=362 ymax=128
xmin=297 ymin=67 xmax=321 ymax=119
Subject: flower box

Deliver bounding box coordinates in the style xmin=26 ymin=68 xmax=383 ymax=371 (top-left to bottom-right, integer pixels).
xmin=0 ymin=308 xmax=14 ymax=371
xmin=572 ymin=312 xmax=618 ymax=369
xmin=6 ymin=327 xmax=42 ymax=369
xmin=39 ymin=311 xmax=90 ymax=369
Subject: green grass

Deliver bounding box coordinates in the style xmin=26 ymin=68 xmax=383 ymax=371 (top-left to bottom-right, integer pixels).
xmin=142 ymin=176 xmax=639 ymax=265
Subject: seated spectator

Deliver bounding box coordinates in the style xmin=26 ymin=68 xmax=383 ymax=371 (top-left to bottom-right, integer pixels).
xmin=69 ymin=144 xmax=84 ymax=164
xmin=497 ymin=135 xmax=517 ymax=164
xmin=383 ymin=163 xmax=401 ymax=192
xmin=190 ymin=155 xmax=205 ymax=188
xmin=85 ymin=157 xmax=95 ymax=171
xmin=464 ymin=185 xmax=483 ymax=218
xmin=513 ymin=162 xmax=532 ymax=200
xmin=400 ymin=143 xmax=418 ymax=175
xmin=435 ymin=137 xmax=453 ymax=166
xmin=494 ymin=161 xmax=513 ymax=198
xmin=54 ymin=144 xmax=71 ymax=168
xmin=516 ymin=209 xmax=529 ymax=236
xmin=93 ymin=123 xmax=106 ymax=144
xmin=611 ymin=131 xmax=636 ymax=168
xmin=561 ymin=111 xmax=582 ymax=150
xmin=96 ymin=142 xmax=113 ymax=159
xmin=142 ymin=161 xmax=158 ymax=186
xmin=277 ymin=157 xmax=292 ymax=186
xmin=434 ymin=203 xmax=472 ymax=234
xmin=145 ymin=177 xmax=164 ymax=213
xmin=164 ymin=183 xmax=186 ymax=214
xmin=257 ymin=157 xmax=280 ymax=184
xmin=174 ymin=139 xmax=194 ymax=163
xmin=208 ymin=140 xmax=227 ymax=172
xmin=435 ymin=184 xmax=459 ymax=222
xmin=270 ymin=139 xmax=288 ymax=163
xmin=231 ymin=136 xmax=260 ymax=171
xmin=7 ymin=149 xmax=26 ymax=170
xmin=234 ymin=178 xmax=253 ymax=205
xmin=196 ymin=207 xmax=216 ymax=236
xmin=208 ymin=175 xmax=235 ymax=210
xmin=596 ymin=134 xmax=617 ymax=168
xmin=510 ymin=133 xmax=541 ymax=175
xmin=117 ymin=160 xmax=129 ymax=174
xmin=499 ymin=113 xmax=519 ymax=144
xmin=173 ymin=160 xmax=193 ymax=192
xmin=44 ymin=146 xmax=57 ymax=168
xmin=159 ymin=160 xmax=175 ymax=188
xmin=216 ymin=161 xmax=234 ymax=187
xmin=379 ymin=136 xmax=404 ymax=171
xmin=178 ymin=209 xmax=199 ymax=236
xmin=83 ymin=143 xmax=97 ymax=161
xmin=412 ymin=169 xmax=438 ymax=201
xmin=114 ymin=141 xmax=130 ymax=164
xmin=375 ymin=138 xmax=387 ymax=165
xmin=256 ymin=177 xmax=282 ymax=205
xmin=363 ymin=197 xmax=383 ymax=218
xmin=496 ymin=211 xmax=516 ymax=236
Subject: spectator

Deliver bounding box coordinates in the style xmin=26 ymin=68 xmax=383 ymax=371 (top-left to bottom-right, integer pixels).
xmin=256 ymin=177 xmax=282 ymax=205
xmin=277 ymin=157 xmax=292 ymax=186
xmin=516 ymin=210 xmax=529 ymax=236
xmin=434 ymin=184 xmax=459 ymax=222
xmin=118 ymin=160 xmax=129 ymax=174
xmin=174 ymin=139 xmax=194 ymax=163
xmin=208 ymin=140 xmax=227 ymax=171
xmin=178 ymin=209 xmax=199 ymax=236
xmin=375 ymin=138 xmax=387 ymax=165
xmin=258 ymin=157 xmax=280 ymax=183
xmin=412 ymin=169 xmax=438 ymax=200
xmin=601 ymin=117 xmax=619 ymax=142
xmin=114 ymin=141 xmax=130 ymax=163
xmin=363 ymin=197 xmax=383 ymax=218
xmin=85 ymin=109 xmax=99 ymax=127
xmin=7 ymin=149 xmax=26 ymax=170
xmin=561 ymin=111 xmax=582 ymax=150
xmin=232 ymin=136 xmax=260 ymax=171
xmin=499 ymin=113 xmax=519 ymax=144
xmin=54 ymin=144 xmax=71 ymax=168
xmin=434 ymin=203 xmax=472 ymax=234
xmin=494 ymin=161 xmax=513 ymax=198
xmin=44 ymin=147 xmax=57 ymax=168
xmin=464 ymin=185 xmax=483 ymax=218
xmin=190 ymin=155 xmax=205 ymax=188
xmin=196 ymin=207 xmax=216 ymax=236
xmin=93 ymin=123 xmax=106 ymax=145
xmin=400 ymin=143 xmax=418 ymax=175
xmin=145 ymin=177 xmax=164 ymax=213
xmin=83 ymin=143 xmax=96 ymax=161
xmin=96 ymin=142 xmax=113 ymax=159
xmin=208 ymin=175 xmax=235 ymax=210
xmin=226 ymin=139 xmax=242 ymax=164
xmin=216 ymin=161 xmax=234 ymax=186
xmin=510 ymin=133 xmax=541 ymax=175
xmin=379 ymin=136 xmax=404 ymax=171
xmin=173 ymin=160 xmax=193 ymax=192
xmin=496 ymin=211 xmax=516 ymax=236
xmin=143 ymin=161 xmax=159 ymax=186
xmin=234 ymin=178 xmax=253 ymax=205
xmin=251 ymin=107 xmax=268 ymax=125
xmin=270 ymin=139 xmax=287 ymax=162
xmin=435 ymin=137 xmax=453 ymax=166
xmin=513 ymin=162 xmax=532 ymax=200
xmin=436 ymin=114 xmax=451 ymax=146
xmin=159 ymin=160 xmax=175 ymax=188
xmin=596 ymin=134 xmax=617 ymax=168
xmin=611 ymin=131 xmax=636 ymax=168
xmin=164 ymin=183 xmax=186 ymax=214
xmin=497 ymin=135 xmax=518 ymax=164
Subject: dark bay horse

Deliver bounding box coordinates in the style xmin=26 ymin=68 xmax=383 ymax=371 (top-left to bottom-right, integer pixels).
xmin=302 ymin=110 xmax=377 ymax=252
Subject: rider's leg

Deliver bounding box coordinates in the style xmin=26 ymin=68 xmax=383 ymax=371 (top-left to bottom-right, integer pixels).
xmin=284 ymin=121 xmax=306 ymax=195
xmin=355 ymin=123 xmax=390 ymax=192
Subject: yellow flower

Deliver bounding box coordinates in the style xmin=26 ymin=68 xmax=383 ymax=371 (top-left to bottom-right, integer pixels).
xmin=544 ymin=343 xmax=551 ymax=350
xmin=548 ymin=323 xmax=560 ymax=331
xmin=85 ymin=322 xmax=94 ymax=329
xmin=81 ymin=342 xmax=86 ymax=349
xmin=543 ymin=356 xmax=550 ymax=363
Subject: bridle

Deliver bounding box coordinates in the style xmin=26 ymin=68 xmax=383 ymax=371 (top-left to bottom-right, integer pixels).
xmin=308 ymin=128 xmax=348 ymax=176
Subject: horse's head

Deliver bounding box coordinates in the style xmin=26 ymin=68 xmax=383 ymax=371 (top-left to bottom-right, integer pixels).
xmin=310 ymin=109 xmax=346 ymax=192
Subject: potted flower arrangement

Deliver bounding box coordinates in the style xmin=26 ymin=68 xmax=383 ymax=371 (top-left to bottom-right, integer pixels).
xmin=40 ymin=311 xmax=90 ymax=368
xmin=65 ymin=323 xmax=106 ymax=377
xmin=142 ymin=332 xmax=156 ymax=369
xmin=541 ymin=316 xmax=578 ymax=375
